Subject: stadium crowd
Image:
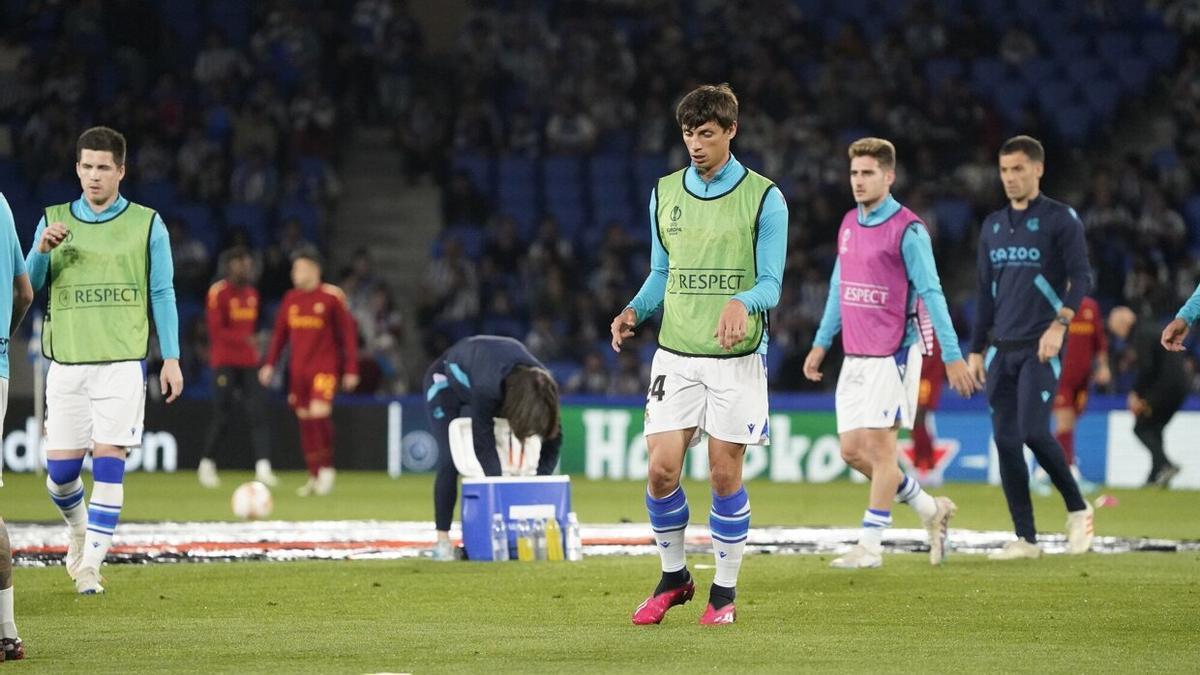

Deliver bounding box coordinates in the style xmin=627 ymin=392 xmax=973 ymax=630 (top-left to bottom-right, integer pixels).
xmin=1 ymin=0 xmax=1199 ymax=396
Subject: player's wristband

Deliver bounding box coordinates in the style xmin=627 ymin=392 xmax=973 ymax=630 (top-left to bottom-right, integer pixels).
xmin=1054 ymin=315 xmax=1070 ymax=328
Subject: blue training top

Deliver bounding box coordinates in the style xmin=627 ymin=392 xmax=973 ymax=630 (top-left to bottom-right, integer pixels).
xmin=813 ymin=194 xmax=963 ymax=362
xmin=0 ymin=193 xmax=28 ymax=378
xmin=26 ymin=193 xmax=180 ymax=359
xmin=969 ymin=194 xmax=1091 ymax=354
xmin=625 ymin=153 xmax=788 ymax=355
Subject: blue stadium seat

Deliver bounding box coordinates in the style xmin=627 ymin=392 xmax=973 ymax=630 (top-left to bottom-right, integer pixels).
xmin=1065 ymin=58 xmax=1104 ymax=86
xmin=970 ymin=58 xmax=1008 ymax=93
xmin=991 ymin=80 xmax=1031 ymax=125
xmin=442 ymin=225 xmax=486 ymax=260
xmin=634 ymin=155 xmax=670 ymax=191
xmin=1054 ymin=106 xmax=1093 ymax=144
xmin=222 ymin=203 xmax=269 ymax=248
xmin=135 ymin=179 xmax=178 ymax=212
xmin=1018 ymin=57 xmax=1058 ymax=86
xmin=1151 ymin=147 xmax=1180 ymax=172
xmin=544 ymin=199 xmax=587 ymax=240
xmin=171 ymin=202 xmax=219 ymax=256
xmin=206 ymin=0 xmax=252 ymax=46
xmin=546 ymin=360 xmax=580 ymax=388
xmin=932 ymin=199 xmax=973 ymax=245
xmin=925 ymin=58 xmax=963 ymax=91
xmin=497 ymin=155 xmax=536 ymax=193
xmin=1036 ymin=81 xmax=1075 ymax=115
xmin=452 ymin=152 xmax=493 ymax=196
xmin=276 ymin=202 xmax=321 ymax=244
xmin=1116 ymin=57 xmax=1151 ymax=93
xmin=1183 ymin=195 xmax=1200 ymax=235
xmin=1140 ymin=31 xmax=1179 ymax=68
xmin=1096 ymin=31 xmax=1134 ymax=64
xmin=1049 ymin=35 xmax=1089 ymax=59
xmin=36 ymin=179 xmax=78 ymax=206
xmin=1083 ymin=81 xmax=1121 ymax=118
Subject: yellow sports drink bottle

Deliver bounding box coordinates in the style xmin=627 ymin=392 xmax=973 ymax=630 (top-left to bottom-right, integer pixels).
xmin=545 ymin=517 xmax=564 ymax=561
xmin=516 ymin=520 xmax=535 ymax=561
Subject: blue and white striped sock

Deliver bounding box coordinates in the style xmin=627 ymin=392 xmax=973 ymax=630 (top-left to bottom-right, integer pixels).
xmin=46 ymin=458 xmax=87 ymax=535
xmin=82 ymin=457 xmax=126 ymax=571
xmin=710 ymin=487 xmax=750 ymax=589
xmin=860 ymin=508 xmax=892 ymax=553
xmin=895 ymin=473 xmax=938 ymax=522
xmin=646 ymin=486 xmax=689 ymax=573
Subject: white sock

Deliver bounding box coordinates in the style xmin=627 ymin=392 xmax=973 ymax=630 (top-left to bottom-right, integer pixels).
xmin=46 ymin=475 xmax=87 ymax=535
xmin=896 ymin=473 xmax=938 ymax=522
xmin=0 ymin=588 xmax=15 ymax=639
xmin=860 ymin=508 xmax=891 ymax=553
xmin=647 ymin=487 xmax=689 ymax=573
xmin=710 ymin=487 xmax=750 ymax=588
xmin=255 ymin=459 xmax=273 ymax=475
xmin=82 ymin=481 xmax=124 ymax=570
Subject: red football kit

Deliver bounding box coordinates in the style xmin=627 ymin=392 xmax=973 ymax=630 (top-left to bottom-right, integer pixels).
xmin=1054 ymin=296 xmax=1106 ymax=414
xmin=265 ymin=284 xmax=359 ymax=409
xmin=207 ymin=280 xmax=261 ymax=368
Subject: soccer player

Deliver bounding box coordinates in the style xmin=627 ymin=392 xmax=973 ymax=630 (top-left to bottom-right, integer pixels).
xmin=804 ymin=138 xmax=975 ymax=569
xmin=198 ymin=246 xmax=277 ymax=488
xmin=1110 ymin=306 xmax=1186 ymax=486
xmin=912 ymin=334 xmax=945 ymax=486
xmin=1036 ymin=295 xmax=1110 ymax=494
xmin=424 ymin=335 xmax=563 ymax=561
xmin=967 ymin=135 xmax=1094 ymax=560
xmin=259 ymin=248 xmax=358 ymax=496
xmin=0 ymin=191 xmax=32 ymax=659
xmin=29 ymin=127 xmax=183 ymax=594
xmin=611 ymin=84 xmax=786 ymax=625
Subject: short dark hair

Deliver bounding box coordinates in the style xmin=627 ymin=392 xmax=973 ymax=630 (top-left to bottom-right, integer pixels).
xmin=502 ymin=366 xmax=561 ymax=442
xmin=77 ymin=126 xmax=127 ymax=166
xmin=999 ymin=135 xmax=1044 ymax=163
xmin=224 ymin=245 xmax=252 ymax=264
xmin=290 ymin=246 xmax=323 ymax=267
xmin=675 ymin=83 xmax=738 ymax=131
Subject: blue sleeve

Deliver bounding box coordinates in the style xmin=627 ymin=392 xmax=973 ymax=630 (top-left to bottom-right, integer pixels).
xmin=902 ymin=224 xmax=962 ymax=362
xmin=1177 ymin=284 xmax=1200 ymax=325
xmin=1056 ymin=208 xmax=1091 ymax=313
xmin=0 ymin=197 xmax=23 ymax=277
xmin=813 ymin=259 xmax=842 ymax=349
xmin=25 ymin=217 xmax=48 ymax=292
xmin=969 ymin=227 xmax=994 ymax=354
xmin=149 ymin=214 xmax=180 ymax=359
xmin=626 ymin=188 xmax=668 ymax=323
xmin=732 ymin=186 xmax=787 ymax=313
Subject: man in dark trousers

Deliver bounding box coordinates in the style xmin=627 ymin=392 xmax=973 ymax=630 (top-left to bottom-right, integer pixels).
xmin=199 ymin=247 xmax=275 ymax=488
xmin=424 ymin=335 xmax=563 ymax=561
xmin=1109 ymin=306 xmax=1186 ymax=487
xmin=967 ymin=135 xmax=1094 ymax=560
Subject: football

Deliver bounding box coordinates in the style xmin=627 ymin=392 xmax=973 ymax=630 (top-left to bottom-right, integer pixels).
xmin=230 ymin=481 xmax=273 ymax=520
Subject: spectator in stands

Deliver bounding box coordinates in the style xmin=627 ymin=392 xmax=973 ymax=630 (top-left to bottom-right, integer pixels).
xmin=565 ymin=352 xmax=610 ymax=395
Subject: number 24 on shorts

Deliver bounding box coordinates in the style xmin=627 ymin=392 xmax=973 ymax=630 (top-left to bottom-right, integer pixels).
xmin=648 ymin=375 xmax=666 ymax=401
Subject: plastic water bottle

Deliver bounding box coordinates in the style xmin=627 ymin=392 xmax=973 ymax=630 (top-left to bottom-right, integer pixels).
xmin=564 ymin=512 xmax=583 ymax=562
xmin=516 ymin=519 xmax=535 ymax=561
xmin=533 ymin=518 xmax=548 ymax=561
xmin=490 ymin=513 xmax=510 ymax=561
xmin=545 ymin=516 xmax=564 ymax=561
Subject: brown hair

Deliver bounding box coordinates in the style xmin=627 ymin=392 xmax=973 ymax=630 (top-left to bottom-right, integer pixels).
xmin=76 ymin=126 xmax=127 ymax=166
xmin=999 ymin=135 xmax=1044 ymax=163
xmin=675 ymin=83 xmax=738 ymax=131
xmin=502 ymin=366 xmax=561 ymax=441
xmin=847 ymin=137 xmax=896 ymax=170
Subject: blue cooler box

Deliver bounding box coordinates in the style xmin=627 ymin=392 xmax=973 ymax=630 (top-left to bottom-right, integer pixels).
xmin=460 ymin=475 xmax=572 ymax=561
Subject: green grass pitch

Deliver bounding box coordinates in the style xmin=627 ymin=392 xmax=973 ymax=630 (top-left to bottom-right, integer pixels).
xmin=3 ymin=472 xmax=1198 ymax=672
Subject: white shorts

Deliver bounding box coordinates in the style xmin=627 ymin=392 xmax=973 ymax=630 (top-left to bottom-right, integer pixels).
xmin=835 ymin=344 xmax=923 ymax=434
xmin=643 ymin=349 xmax=770 ymax=446
xmin=45 ymin=361 xmax=146 ymax=451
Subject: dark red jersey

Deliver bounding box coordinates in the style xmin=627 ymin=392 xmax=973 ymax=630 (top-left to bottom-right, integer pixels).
xmin=265 ymin=283 xmax=359 ymax=377
xmin=1061 ymin=296 xmax=1106 ymax=379
xmin=207 ymin=280 xmax=261 ymax=368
